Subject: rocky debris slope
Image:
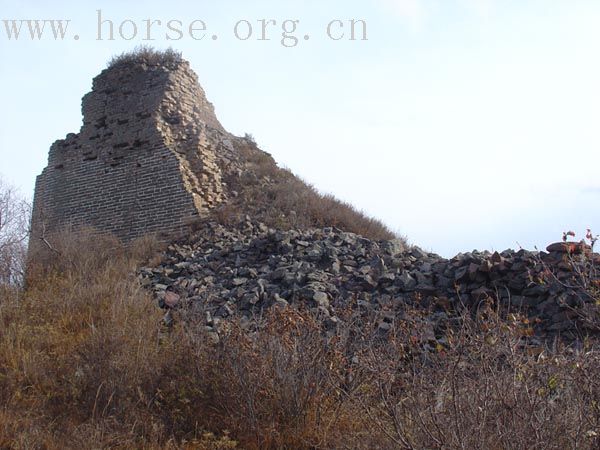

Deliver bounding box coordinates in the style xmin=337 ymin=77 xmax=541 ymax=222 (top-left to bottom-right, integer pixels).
xmin=141 ymin=217 xmax=600 ymax=344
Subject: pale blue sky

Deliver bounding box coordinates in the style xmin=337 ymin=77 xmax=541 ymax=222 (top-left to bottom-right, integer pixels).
xmin=0 ymin=0 xmax=598 ymax=256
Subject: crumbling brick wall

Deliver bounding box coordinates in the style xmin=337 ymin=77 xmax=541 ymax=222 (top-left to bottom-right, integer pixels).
xmin=31 ymin=59 xmax=227 ymax=244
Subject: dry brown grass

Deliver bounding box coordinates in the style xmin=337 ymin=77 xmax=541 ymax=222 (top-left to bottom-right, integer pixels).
xmin=1 ymin=230 xmax=600 ymax=449
xmin=2 ymin=231 xmax=211 ymax=448
xmin=220 ymin=141 xmax=400 ymax=242
xmin=107 ymin=46 xmax=183 ymax=70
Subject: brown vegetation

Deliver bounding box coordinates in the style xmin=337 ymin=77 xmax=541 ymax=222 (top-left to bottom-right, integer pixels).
xmin=218 ymin=139 xmax=400 ymax=243
xmin=1 ymin=227 xmax=599 ymax=449
xmin=107 ymin=46 xmax=183 ymax=70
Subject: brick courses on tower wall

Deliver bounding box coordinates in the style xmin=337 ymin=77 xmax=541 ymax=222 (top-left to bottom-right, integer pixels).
xmin=31 ymin=60 xmax=229 ymax=244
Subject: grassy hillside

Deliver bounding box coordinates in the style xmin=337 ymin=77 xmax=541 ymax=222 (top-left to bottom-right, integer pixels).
xmin=1 ymin=230 xmax=599 ymax=449
xmin=216 ymin=137 xmax=400 ymax=243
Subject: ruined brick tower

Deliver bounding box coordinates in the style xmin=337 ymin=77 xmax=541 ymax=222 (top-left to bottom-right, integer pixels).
xmin=31 ymin=55 xmax=233 ymax=243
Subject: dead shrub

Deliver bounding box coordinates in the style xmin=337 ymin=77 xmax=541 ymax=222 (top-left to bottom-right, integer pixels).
xmin=0 ymin=177 xmax=30 ymax=287
xmin=347 ymin=305 xmax=600 ymax=449
xmin=107 ymin=45 xmax=182 ymax=70
xmin=181 ymin=308 xmax=352 ymax=449
xmin=0 ymin=229 xmax=190 ymax=448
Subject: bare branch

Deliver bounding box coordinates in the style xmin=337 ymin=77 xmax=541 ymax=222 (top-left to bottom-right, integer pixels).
xmin=0 ymin=175 xmax=30 ymax=286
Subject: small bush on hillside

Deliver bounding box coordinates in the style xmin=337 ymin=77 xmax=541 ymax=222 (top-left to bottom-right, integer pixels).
xmin=107 ymin=45 xmax=183 ymax=69
xmin=243 ymin=133 xmax=256 ymax=145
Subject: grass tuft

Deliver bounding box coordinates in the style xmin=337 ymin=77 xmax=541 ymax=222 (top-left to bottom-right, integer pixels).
xmin=107 ymin=45 xmax=183 ymax=70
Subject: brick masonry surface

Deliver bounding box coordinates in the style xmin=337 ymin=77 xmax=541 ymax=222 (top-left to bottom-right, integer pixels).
xmin=31 ymin=60 xmax=230 ymax=244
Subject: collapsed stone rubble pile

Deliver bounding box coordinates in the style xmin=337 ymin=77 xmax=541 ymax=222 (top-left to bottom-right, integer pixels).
xmin=141 ymin=217 xmax=600 ymax=344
